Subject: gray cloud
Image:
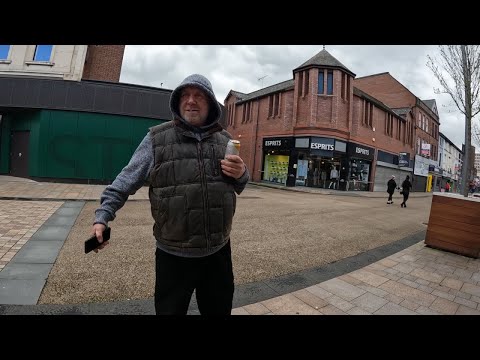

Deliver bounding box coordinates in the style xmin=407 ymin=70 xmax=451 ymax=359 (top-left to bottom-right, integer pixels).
xmin=120 ymin=45 xmax=478 ymax=150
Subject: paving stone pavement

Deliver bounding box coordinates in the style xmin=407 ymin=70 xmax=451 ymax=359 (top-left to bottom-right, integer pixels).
xmin=0 ymin=176 xmax=478 ymax=315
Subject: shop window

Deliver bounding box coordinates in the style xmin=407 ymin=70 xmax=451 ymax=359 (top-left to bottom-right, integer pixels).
xmin=263 ymin=153 xmax=289 ymax=185
xmin=349 ymin=159 xmax=370 ymax=191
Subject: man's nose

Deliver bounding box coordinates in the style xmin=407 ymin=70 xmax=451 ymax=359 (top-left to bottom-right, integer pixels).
xmin=186 ymin=95 xmax=197 ymax=103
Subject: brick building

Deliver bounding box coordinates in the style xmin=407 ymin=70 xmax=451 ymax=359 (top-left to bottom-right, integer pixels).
xmin=354 ymin=73 xmax=440 ymax=192
xmin=225 ymin=49 xmax=419 ymax=192
xmin=82 ymin=45 xmax=125 ymax=82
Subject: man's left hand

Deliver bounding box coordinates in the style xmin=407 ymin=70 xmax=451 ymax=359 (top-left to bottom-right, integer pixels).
xmin=221 ymin=155 xmax=246 ymax=179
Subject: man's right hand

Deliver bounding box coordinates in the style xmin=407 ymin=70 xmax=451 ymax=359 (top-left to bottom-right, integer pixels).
xmin=92 ymin=223 xmax=109 ymax=253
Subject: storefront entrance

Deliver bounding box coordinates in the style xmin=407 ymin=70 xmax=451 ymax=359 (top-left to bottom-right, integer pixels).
xmin=346 ymin=142 xmax=375 ymax=191
xmin=295 ymin=152 xmax=344 ymax=189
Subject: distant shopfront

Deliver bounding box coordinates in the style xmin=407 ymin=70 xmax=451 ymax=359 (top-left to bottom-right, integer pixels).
xmin=262 ymin=137 xmax=294 ymax=186
xmin=292 ymin=137 xmax=349 ymax=189
xmin=413 ymin=154 xmax=440 ymax=192
xmin=261 ymin=136 xmax=374 ymax=191
xmin=373 ymin=150 xmax=413 ymax=192
xmin=346 ymin=142 xmax=375 ymax=191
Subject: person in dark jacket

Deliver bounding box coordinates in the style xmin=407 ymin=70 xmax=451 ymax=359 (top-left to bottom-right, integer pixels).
xmin=386 ymin=175 xmax=397 ymax=204
xmin=400 ymin=175 xmax=412 ymax=208
xmin=91 ymin=74 xmax=250 ymax=315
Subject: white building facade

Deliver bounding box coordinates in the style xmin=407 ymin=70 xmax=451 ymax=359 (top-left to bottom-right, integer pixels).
xmin=438 ymin=132 xmax=463 ymax=192
xmin=0 ymin=45 xmax=88 ymax=81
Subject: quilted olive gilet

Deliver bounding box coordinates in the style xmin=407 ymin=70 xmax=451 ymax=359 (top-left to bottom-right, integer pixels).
xmin=148 ymin=121 xmax=236 ymax=254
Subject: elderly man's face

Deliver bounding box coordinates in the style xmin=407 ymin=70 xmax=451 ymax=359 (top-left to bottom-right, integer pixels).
xmin=179 ymin=86 xmax=210 ymax=126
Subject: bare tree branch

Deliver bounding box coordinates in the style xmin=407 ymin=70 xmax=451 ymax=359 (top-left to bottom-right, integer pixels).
xmin=473 ymin=122 xmax=480 ymax=148
xmin=427 ymin=45 xmax=480 ymax=196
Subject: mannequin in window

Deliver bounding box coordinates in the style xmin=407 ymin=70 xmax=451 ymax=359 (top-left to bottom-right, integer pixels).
xmin=313 ymin=168 xmax=319 ymax=186
xmin=329 ymin=166 xmax=338 ymax=189
xmin=321 ymin=169 xmax=327 ymax=188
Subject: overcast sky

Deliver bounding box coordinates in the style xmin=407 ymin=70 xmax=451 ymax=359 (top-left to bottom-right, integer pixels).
xmin=120 ymin=45 xmax=474 ymax=151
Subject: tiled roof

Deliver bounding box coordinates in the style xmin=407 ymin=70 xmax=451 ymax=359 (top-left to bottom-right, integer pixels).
xmin=235 ymin=79 xmax=294 ymax=103
xmin=294 ymin=49 xmax=355 ymax=76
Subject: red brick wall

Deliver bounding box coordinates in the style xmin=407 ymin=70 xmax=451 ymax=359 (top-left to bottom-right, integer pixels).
xmin=413 ymin=108 xmax=439 ymax=160
xmin=352 ymin=95 xmax=414 ymax=156
xmin=226 ymin=70 xmax=417 ymax=182
xmin=355 ymin=73 xmax=439 ymax=161
xmin=82 ymin=45 xmax=125 ymax=82
xmin=354 ymin=73 xmax=416 ymax=108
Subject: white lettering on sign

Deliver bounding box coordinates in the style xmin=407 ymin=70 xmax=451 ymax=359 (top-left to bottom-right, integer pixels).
xmin=356 ymin=147 xmax=369 ymax=155
xmin=265 ymin=140 xmax=282 ymax=146
xmin=311 ymin=143 xmax=334 ymax=150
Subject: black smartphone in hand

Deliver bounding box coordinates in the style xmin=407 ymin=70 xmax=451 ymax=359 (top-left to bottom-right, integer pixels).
xmin=85 ymin=227 xmax=111 ymax=254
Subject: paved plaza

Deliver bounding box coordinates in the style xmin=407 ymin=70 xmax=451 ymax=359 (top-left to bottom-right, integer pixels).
xmin=0 ymin=175 xmax=479 ymax=315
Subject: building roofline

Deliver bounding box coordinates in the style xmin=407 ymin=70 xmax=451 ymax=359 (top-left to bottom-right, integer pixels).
xmin=235 ymin=79 xmax=294 ymax=104
xmin=353 ymin=87 xmax=407 ymax=123
xmin=354 ymin=72 xmax=390 ymax=80
xmin=439 ymin=132 xmax=463 ymax=153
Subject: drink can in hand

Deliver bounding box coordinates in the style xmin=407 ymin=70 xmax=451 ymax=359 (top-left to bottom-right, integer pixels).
xmin=225 ymin=139 xmax=240 ymax=158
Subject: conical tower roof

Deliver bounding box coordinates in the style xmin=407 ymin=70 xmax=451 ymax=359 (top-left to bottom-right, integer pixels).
xmin=294 ymin=48 xmax=355 ymax=76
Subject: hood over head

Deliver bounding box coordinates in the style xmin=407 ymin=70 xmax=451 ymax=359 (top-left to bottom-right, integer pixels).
xmin=169 ymin=74 xmax=222 ymax=131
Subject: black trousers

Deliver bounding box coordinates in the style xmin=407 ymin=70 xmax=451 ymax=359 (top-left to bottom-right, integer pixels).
xmin=387 ymin=192 xmax=393 ymax=202
xmin=402 ymin=192 xmax=410 ymax=204
xmin=154 ymin=241 xmax=234 ymax=315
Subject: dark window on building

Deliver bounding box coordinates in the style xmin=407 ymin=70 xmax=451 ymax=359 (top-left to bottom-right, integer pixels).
xmin=378 ymin=150 xmax=399 ymax=165
xmin=341 ymin=72 xmax=345 ymax=100
xmin=268 ymin=95 xmax=273 ymax=117
xmin=363 ymin=101 xmax=373 ymax=128
xmin=369 ymin=103 xmax=373 ymax=128
xmin=346 ymin=75 xmax=350 ymax=100
xmin=304 ymin=70 xmax=309 ymax=95
xmin=34 ymin=45 xmax=53 ymax=61
xmin=0 ymin=45 xmax=10 ymax=60
xmin=327 ymin=70 xmax=333 ymax=95
xmin=318 ymin=70 xmax=324 ymax=94
xmin=363 ymin=100 xmax=368 ymax=126
xmin=298 ymin=71 xmax=304 ymax=97
xmin=386 ymin=114 xmax=393 ymax=137
xmin=276 ymin=93 xmax=280 ymax=116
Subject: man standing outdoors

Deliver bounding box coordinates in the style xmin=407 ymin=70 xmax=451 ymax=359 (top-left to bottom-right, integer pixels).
xmin=91 ymin=74 xmax=249 ymax=315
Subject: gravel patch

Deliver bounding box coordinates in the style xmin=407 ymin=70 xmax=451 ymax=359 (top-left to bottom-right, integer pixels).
xmin=38 ymin=186 xmax=431 ymax=304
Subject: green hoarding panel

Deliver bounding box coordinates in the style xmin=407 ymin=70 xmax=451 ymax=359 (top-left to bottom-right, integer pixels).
xmin=45 ymin=111 xmax=79 ymax=178
xmin=39 ymin=110 xmax=166 ymax=182
xmin=0 ymin=115 xmax=12 ymax=174
xmin=76 ymin=113 xmax=104 ymax=179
